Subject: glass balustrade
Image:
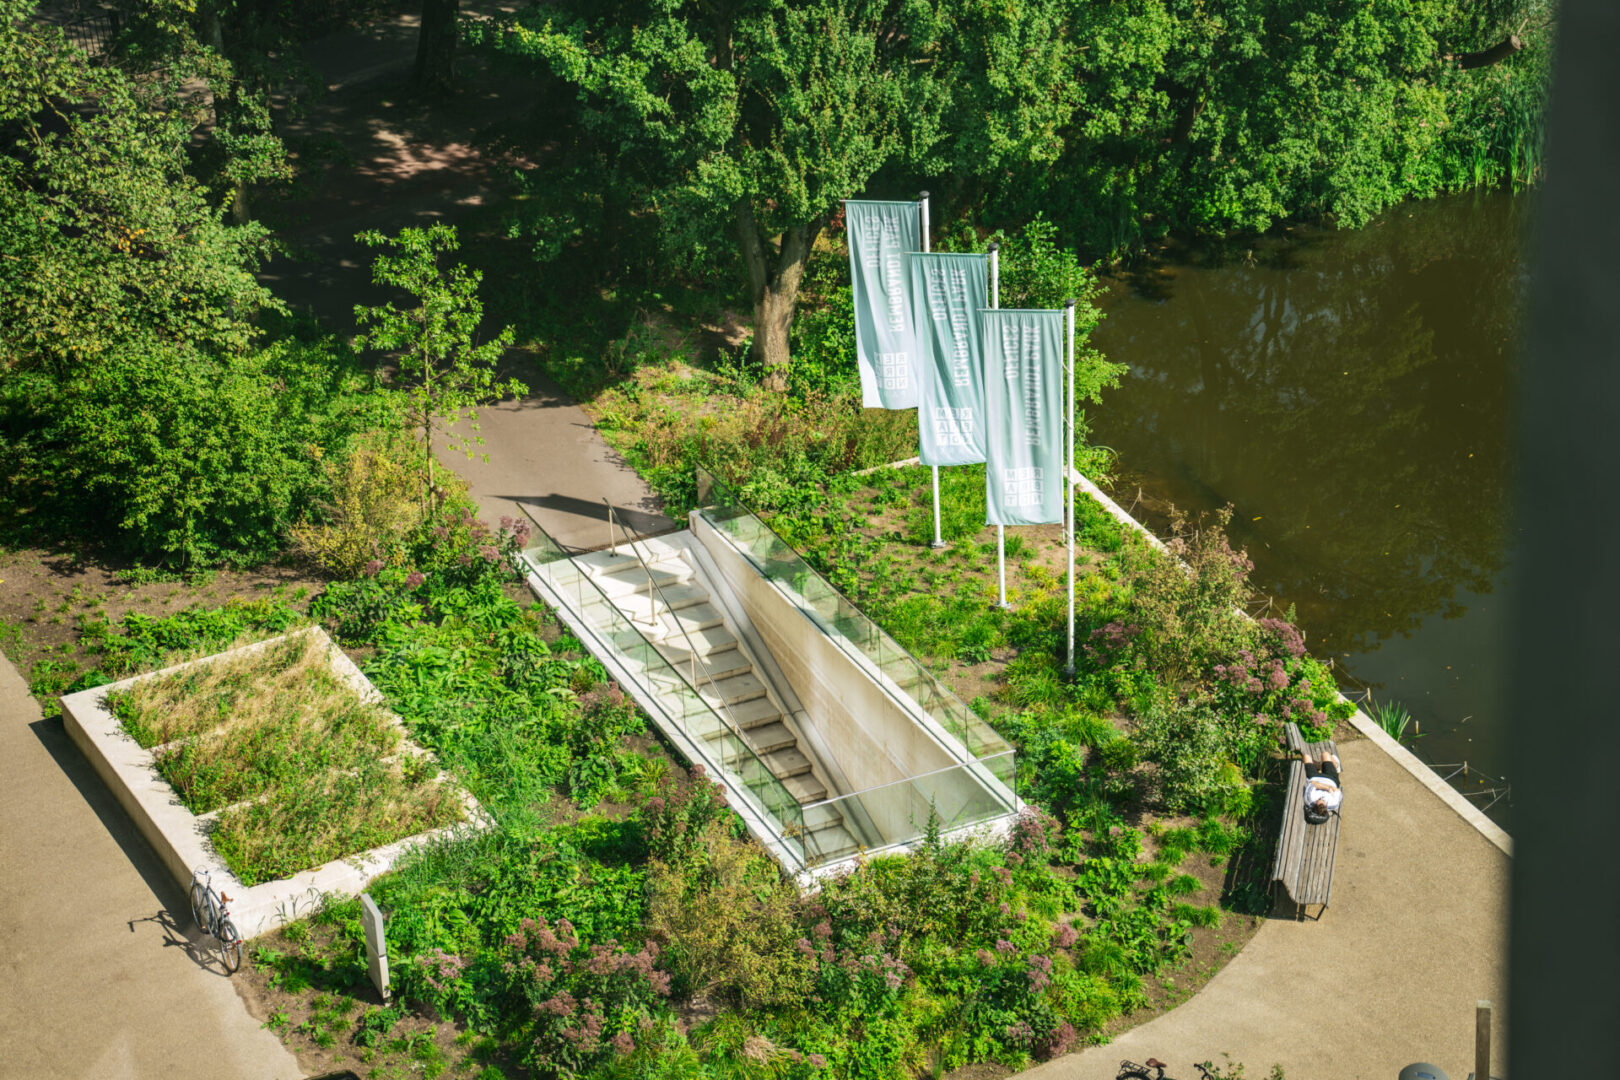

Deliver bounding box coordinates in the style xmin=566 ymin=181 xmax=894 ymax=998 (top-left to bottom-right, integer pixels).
xmin=799 ymin=751 xmax=1018 ymax=867
xmin=520 ymin=523 xmax=807 ymax=866
xmin=695 ymin=466 xmax=1016 ymax=767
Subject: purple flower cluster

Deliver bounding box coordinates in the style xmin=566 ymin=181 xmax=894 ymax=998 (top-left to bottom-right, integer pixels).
xmin=419 ymin=947 xmax=467 ymax=994
xmin=1007 ymin=807 xmax=1060 ymax=862
xmin=1084 ymin=620 xmax=1140 ymax=661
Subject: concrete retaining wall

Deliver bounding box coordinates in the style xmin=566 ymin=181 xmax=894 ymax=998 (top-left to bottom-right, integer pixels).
xmin=59 ymin=627 xmax=489 ymax=938
xmin=691 ymin=515 xmax=1006 ymax=844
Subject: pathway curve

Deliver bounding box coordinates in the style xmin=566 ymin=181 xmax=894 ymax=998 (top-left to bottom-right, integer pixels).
xmin=0 ymin=651 xmax=303 ymax=1080
xmin=1019 ymin=737 xmax=1508 ymax=1080
xmin=260 ymin=8 xmax=670 ymax=552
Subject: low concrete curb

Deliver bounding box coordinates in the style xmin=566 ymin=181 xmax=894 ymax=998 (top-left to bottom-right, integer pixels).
xmin=1072 ymin=472 xmax=1512 ymax=856
xmin=59 ymin=627 xmax=490 ymax=938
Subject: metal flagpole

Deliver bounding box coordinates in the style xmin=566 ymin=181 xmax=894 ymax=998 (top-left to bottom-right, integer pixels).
xmin=920 ymin=190 xmax=946 ymax=550
xmin=988 ymin=243 xmax=1009 ymax=610
xmin=1064 ymin=298 xmax=1077 ymax=675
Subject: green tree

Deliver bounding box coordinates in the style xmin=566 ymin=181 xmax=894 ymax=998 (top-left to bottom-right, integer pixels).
xmin=353 ymin=225 xmax=527 ymax=512
xmin=483 ymin=0 xmax=1076 ymax=390
xmin=0 ymin=0 xmax=285 ymax=375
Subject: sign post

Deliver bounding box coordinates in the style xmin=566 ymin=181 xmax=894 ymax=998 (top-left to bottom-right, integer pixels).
xmin=361 ymin=893 xmax=390 ymax=1002
xmin=988 ymin=243 xmax=1010 ymax=609
xmin=1064 ymin=298 xmax=1077 ymax=675
xmin=918 ymin=191 xmax=948 ymax=550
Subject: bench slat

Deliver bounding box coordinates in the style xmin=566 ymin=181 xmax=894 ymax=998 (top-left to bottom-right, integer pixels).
xmin=1275 ymin=722 xmax=1343 ymax=914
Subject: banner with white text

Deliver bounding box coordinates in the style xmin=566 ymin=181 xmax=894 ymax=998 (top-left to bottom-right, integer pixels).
xmin=908 ymin=252 xmax=989 ymax=466
xmin=845 ymin=200 xmax=922 ymax=409
xmin=982 ymin=309 xmax=1064 ymax=526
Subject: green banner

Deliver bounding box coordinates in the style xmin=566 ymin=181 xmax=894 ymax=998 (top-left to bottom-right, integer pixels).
xmin=845 ymin=200 xmax=921 ymax=409
xmin=909 ymin=252 xmax=989 ymax=466
xmin=982 ymin=309 xmax=1065 ymax=526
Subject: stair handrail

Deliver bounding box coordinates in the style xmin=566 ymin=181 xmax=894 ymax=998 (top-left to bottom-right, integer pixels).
xmin=519 ymin=503 xmax=810 ymax=865
xmin=693 ymin=466 xmax=1014 ymax=766
xmin=603 ymin=501 xmax=827 ymax=860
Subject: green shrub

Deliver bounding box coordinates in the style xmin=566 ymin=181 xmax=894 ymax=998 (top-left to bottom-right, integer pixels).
xmin=1129 ymin=695 xmax=1257 ymax=816
xmin=290 ymin=435 xmax=425 ymax=579
xmin=12 ymin=334 xmax=380 ymax=567
xmin=645 ymin=821 xmax=812 ymax=1008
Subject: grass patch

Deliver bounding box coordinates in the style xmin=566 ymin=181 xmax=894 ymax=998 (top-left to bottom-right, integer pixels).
xmin=211 ymin=755 xmax=462 ymax=886
xmin=104 ymin=628 xmax=465 ymax=885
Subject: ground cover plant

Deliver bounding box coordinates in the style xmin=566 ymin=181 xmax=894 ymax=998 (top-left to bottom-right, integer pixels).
xmin=102 ymin=627 xmax=465 ymax=886
xmin=216 ymin=455 xmax=1350 ymax=1079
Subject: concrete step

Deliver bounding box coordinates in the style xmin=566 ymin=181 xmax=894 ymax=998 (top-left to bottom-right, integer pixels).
xmin=654 ymin=624 xmax=739 ymax=661
xmin=592 ymin=563 xmax=692 ymax=598
xmin=719 ymin=696 xmax=783 ymax=730
xmin=806 ymin=823 xmax=862 ymax=865
xmin=762 ymin=746 xmax=813 ymax=780
xmin=736 ymin=720 xmax=796 ymax=756
xmin=698 ymin=670 xmax=768 ymax=708
xmin=576 ymin=538 xmax=688 ymax=576
xmin=612 ymin=580 xmax=711 ymax=622
xmin=800 ymin=801 xmax=846 ymax=833
xmin=658 ymin=640 xmax=749 ymax=683
xmin=782 ymin=771 xmax=828 ymax=803
xmin=650 ymin=603 xmax=726 ymax=639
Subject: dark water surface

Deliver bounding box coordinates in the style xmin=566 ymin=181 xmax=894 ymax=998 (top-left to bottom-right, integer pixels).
xmin=1089 ymin=189 xmax=1530 ymax=829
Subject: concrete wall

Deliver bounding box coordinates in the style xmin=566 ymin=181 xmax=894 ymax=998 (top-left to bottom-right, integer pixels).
xmin=60 ymin=628 xmax=488 ymax=938
xmin=691 ymin=515 xmax=1005 ymax=845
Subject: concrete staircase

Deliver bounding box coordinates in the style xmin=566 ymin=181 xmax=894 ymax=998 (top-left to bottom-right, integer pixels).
xmin=576 ymin=540 xmax=860 ymax=865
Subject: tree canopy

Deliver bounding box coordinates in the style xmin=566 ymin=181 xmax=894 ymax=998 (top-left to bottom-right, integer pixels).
xmin=482 ymin=0 xmax=1078 ymax=386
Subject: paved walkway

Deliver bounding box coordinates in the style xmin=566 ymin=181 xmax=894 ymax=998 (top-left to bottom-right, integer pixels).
xmin=0 ymin=652 xmax=302 ymax=1080
xmin=257 ymin=7 xmax=670 ymax=552
xmin=1020 ymin=737 xmax=1508 ymax=1080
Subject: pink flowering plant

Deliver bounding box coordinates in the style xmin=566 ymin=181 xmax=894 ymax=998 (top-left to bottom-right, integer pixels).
xmin=495 ymin=915 xmax=671 ymax=1075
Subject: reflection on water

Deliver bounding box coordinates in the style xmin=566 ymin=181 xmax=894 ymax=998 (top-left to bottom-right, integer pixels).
xmin=1090 ymin=189 xmax=1529 ymax=828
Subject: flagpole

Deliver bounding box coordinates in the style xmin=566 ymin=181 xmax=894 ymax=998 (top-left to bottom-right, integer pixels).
xmin=988 ymin=243 xmax=1009 ymax=610
xmin=920 ymin=190 xmax=946 ymax=551
xmin=1064 ymin=297 xmax=1077 ymax=676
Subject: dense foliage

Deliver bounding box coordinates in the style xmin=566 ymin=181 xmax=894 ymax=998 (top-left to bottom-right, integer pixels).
xmin=471 ymin=0 xmax=1551 ymax=370
xmin=0 ymin=4 xmax=387 ymax=566
xmin=476 ymin=0 xmax=1076 ymax=384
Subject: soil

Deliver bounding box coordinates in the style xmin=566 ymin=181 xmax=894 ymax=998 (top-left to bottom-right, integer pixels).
xmin=233 ymin=917 xmax=525 ymax=1079
xmin=0 ymin=546 xmax=326 ymax=700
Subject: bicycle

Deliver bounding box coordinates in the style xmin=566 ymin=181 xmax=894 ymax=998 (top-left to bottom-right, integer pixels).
xmin=189 ymin=867 xmax=243 ymax=974
xmin=1117 ymin=1059 xmax=1216 ymax=1080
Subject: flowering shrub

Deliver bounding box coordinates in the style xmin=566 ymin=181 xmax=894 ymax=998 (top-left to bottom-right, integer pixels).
xmin=1212 ymin=619 xmax=1350 ymax=742
xmin=636 ymin=768 xmax=732 ymax=871
xmin=496 ymin=916 xmax=671 ymax=1075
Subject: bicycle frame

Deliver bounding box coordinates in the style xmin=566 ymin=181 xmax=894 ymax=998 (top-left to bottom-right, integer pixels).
xmin=189 ymin=867 xmax=243 ymax=974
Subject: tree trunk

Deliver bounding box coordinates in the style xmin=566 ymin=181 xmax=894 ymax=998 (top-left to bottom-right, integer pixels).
xmin=204 ymin=6 xmax=250 ymax=222
xmin=736 ymin=201 xmax=820 ymax=393
xmin=1456 ymin=34 xmax=1524 ymax=69
xmin=413 ymin=0 xmax=460 ymax=95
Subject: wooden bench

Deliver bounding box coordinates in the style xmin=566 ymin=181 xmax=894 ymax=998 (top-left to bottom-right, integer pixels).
xmin=1270 ymin=721 xmax=1342 ymax=919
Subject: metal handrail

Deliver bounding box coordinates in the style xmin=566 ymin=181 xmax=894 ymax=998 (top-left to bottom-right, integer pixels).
xmin=602 ymin=501 xmax=795 ymax=817
xmin=520 ymin=503 xmax=810 ymax=865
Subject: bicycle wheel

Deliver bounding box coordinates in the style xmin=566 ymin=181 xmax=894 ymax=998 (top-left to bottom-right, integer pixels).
xmin=189 ymin=881 xmax=209 ymax=931
xmin=217 ymin=919 xmax=243 ymax=974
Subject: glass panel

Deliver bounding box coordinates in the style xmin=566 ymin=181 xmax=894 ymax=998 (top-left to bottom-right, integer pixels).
xmin=520 ymin=517 xmax=806 ymax=867
xmin=692 ymin=466 xmax=1016 ymax=764
xmin=798 ymin=752 xmax=1018 ymax=868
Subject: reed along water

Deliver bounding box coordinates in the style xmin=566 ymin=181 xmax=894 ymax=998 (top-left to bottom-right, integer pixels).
xmin=1090 ymin=188 xmax=1530 ymax=829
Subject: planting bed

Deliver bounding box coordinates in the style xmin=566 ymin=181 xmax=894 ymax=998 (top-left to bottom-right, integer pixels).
xmin=61 ymin=627 xmax=485 ymax=937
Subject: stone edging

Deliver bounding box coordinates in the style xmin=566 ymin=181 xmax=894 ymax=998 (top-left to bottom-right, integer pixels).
xmin=60 ymin=627 xmax=492 ymax=938
xmin=1071 ymin=472 xmax=1513 ymax=856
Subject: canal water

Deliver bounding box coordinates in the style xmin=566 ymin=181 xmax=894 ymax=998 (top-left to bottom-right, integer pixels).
xmin=1089 ymin=189 xmax=1530 ymax=829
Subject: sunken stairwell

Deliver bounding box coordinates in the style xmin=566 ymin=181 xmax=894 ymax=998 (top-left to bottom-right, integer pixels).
xmin=574 ymin=539 xmax=861 ymax=865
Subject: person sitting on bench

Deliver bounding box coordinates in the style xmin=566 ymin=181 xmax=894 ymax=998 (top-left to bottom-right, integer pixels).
xmin=1300 ymin=747 xmax=1343 ymax=823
